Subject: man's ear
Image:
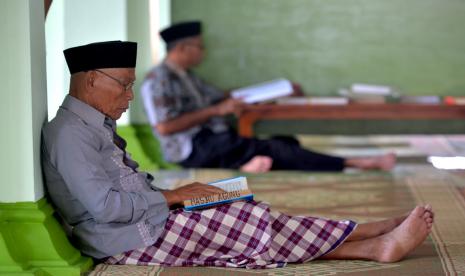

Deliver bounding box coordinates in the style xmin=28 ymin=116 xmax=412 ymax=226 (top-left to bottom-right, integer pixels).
xmin=85 ymin=71 xmax=96 ymax=91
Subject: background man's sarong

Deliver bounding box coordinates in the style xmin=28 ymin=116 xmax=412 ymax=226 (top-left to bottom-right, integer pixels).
xmin=180 ymin=128 xmax=345 ymax=171
xmin=106 ymin=201 xmax=356 ymax=269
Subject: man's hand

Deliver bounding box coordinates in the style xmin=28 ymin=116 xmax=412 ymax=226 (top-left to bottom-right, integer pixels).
xmin=290 ymin=82 xmax=305 ymax=97
xmin=155 ymin=98 xmax=247 ymax=135
xmin=161 ymin=182 xmax=225 ymax=207
xmin=214 ymin=98 xmax=247 ymax=117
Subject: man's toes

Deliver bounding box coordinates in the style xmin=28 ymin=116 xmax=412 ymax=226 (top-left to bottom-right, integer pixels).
xmin=428 ymin=211 xmax=435 ymax=219
xmin=411 ymin=206 xmax=426 ymax=218
xmin=423 ymin=212 xmax=432 ymax=220
xmin=424 ymin=205 xmax=434 ymax=215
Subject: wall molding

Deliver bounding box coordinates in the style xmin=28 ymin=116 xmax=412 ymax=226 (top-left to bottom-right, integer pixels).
xmin=0 ymin=198 xmax=93 ymax=275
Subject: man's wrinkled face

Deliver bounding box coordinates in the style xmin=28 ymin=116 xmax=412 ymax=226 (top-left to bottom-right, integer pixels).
xmin=90 ymin=68 xmax=135 ymax=120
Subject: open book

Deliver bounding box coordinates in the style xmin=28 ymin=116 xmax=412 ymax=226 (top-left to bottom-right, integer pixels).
xmin=231 ymin=79 xmax=293 ymax=104
xmin=183 ymin=176 xmax=253 ymax=211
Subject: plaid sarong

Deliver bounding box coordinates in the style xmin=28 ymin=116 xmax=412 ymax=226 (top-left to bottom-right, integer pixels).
xmin=106 ymin=201 xmax=356 ymax=269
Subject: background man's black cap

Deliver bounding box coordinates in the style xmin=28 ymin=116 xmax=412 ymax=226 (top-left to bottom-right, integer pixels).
xmin=63 ymin=41 xmax=137 ymax=74
xmin=160 ymin=21 xmax=202 ymax=43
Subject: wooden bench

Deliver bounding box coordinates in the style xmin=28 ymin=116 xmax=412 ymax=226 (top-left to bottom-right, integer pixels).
xmin=238 ymin=103 xmax=465 ymax=137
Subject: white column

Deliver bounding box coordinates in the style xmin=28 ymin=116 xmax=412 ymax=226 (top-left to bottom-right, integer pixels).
xmin=45 ymin=0 xmax=129 ymax=124
xmin=0 ymin=0 xmax=47 ymax=202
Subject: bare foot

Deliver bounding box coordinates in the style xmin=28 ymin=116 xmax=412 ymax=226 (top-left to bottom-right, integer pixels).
xmin=378 ymin=153 xmax=397 ymax=171
xmin=240 ymin=155 xmax=273 ymax=173
xmin=346 ymin=153 xmax=396 ymax=171
xmin=424 ymin=204 xmax=434 ymax=219
xmin=377 ymin=206 xmax=431 ymax=262
xmin=423 ymin=204 xmax=434 ymax=230
xmin=346 ymin=213 xmax=408 ymax=242
xmin=393 ymin=204 xmax=434 ymax=232
xmin=390 ymin=213 xmax=408 ymax=231
xmin=374 ymin=213 xmax=409 ymax=235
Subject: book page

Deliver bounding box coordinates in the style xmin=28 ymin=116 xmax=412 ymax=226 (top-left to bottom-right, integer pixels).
xmin=351 ymin=83 xmax=392 ymax=95
xmin=231 ymin=79 xmax=293 ymax=104
xmin=208 ymin=176 xmax=248 ymax=192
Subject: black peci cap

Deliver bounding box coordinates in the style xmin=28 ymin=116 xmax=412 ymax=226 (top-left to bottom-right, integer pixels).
xmin=63 ymin=41 xmax=137 ymax=74
xmin=159 ymin=21 xmax=202 ymax=43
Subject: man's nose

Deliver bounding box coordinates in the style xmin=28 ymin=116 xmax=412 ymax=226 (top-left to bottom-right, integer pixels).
xmin=127 ymin=89 xmax=134 ymax=101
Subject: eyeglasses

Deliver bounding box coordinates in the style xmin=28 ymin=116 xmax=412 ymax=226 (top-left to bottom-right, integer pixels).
xmin=95 ymin=69 xmax=134 ymax=92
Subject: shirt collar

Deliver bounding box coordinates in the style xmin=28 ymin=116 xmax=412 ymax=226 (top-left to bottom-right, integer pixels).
xmin=164 ymin=59 xmax=188 ymax=77
xmin=61 ymin=95 xmax=109 ymax=129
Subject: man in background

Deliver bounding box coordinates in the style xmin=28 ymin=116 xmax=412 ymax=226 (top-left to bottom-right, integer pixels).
xmin=141 ymin=21 xmax=396 ymax=173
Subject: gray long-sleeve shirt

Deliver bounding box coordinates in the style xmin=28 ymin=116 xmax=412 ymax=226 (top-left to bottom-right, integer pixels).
xmin=41 ymin=95 xmax=169 ymax=258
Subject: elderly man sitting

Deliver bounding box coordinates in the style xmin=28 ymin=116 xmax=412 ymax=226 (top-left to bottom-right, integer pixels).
xmin=41 ymin=41 xmax=433 ymax=268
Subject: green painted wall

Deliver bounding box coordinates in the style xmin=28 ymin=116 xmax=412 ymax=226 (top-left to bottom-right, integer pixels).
xmin=0 ymin=199 xmax=93 ymax=275
xmin=128 ymin=0 xmax=156 ymax=124
xmin=128 ymin=0 xmax=170 ymax=124
xmin=172 ymin=0 xmax=465 ymax=96
xmin=0 ymin=0 xmax=47 ymax=202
